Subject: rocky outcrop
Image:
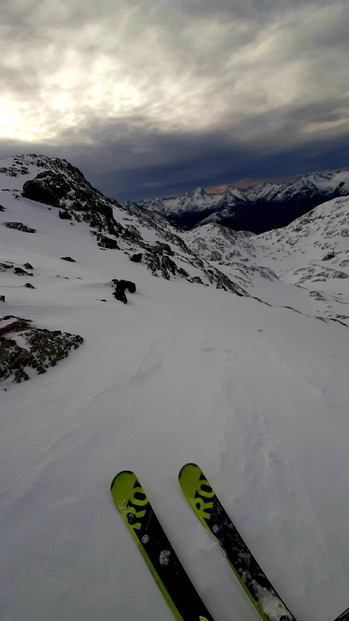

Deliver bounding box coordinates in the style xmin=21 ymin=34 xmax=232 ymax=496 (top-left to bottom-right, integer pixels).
xmin=130 ymin=253 xmax=142 ymax=263
xmin=22 ymin=171 xmax=69 ymax=207
xmin=0 ymin=315 xmax=83 ymax=384
xmin=144 ymin=245 xmax=178 ymax=280
xmin=112 ymin=279 xmax=136 ymax=303
xmin=96 ymin=234 xmax=119 ymax=249
xmin=21 ymin=159 xmax=124 ymax=244
xmin=0 ymin=262 xmax=34 ymax=276
xmin=4 ymin=221 xmax=36 ymax=233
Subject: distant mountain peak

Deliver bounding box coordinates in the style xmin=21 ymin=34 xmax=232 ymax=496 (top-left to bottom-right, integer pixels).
xmin=192 ymin=186 xmax=207 ymax=196
xmin=134 ymin=168 xmax=349 ymax=234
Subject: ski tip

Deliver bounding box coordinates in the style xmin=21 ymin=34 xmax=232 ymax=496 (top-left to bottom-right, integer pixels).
xmin=178 ymin=462 xmax=200 ymax=480
xmin=110 ymin=470 xmax=135 ymax=490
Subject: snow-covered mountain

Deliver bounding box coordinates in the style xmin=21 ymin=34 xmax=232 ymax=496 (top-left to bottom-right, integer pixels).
xmin=129 ymin=170 xmax=349 ymax=233
xmin=1 ymin=154 xmax=349 ymax=621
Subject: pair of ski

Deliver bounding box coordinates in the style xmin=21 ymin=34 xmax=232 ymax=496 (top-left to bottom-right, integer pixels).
xmin=110 ymin=463 xmax=349 ymax=621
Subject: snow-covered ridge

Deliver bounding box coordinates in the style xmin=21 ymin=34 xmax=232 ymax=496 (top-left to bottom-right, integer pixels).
xmin=129 ymin=169 xmax=349 ymax=233
xmin=181 ymin=195 xmax=349 ymax=325
xmin=0 ymin=154 xmax=246 ymax=295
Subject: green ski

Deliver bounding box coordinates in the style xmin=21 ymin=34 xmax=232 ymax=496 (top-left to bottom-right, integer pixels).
xmin=179 ymin=463 xmax=296 ymax=621
xmin=111 ymin=470 xmax=214 ymax=621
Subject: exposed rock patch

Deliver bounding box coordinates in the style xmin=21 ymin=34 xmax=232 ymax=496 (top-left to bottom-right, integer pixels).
xmin=144 ymin=246 xmax=178 ymax=280
xmin=1 ymin=262 xmax=34 ymax=277
xmin=21 ymin=165 xmax=124 ymax=244
xmin=22 ymin=171 xmax=68 ymax=207
xmin=0 ymin=261 xmax=14 ymax=271
xmin=4 ymin=221 xmax=36 ymax=233
xmin=0 ymin=315 xmax=83 ymax=384
xmin=14 ymin=267 xmax=33 ymax=276
xmin=112 ymin=279 xmax=137 ymax=303
xmin=96 ymin=234 xmax=119 ymax=249
xmin=130 ymin=253 xmax=142 ymax=263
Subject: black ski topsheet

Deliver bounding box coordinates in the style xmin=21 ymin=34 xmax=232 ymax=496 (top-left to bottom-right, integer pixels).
xmin=179 ymin=463 xmax=296 ymax=621
xmin=111 ymin=470 xmax=215 ymax=621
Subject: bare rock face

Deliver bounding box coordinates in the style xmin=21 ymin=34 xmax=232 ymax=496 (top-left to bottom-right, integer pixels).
xmin=144 ymin=245 xmax=178 ymax=280
xmin=96 ymin=234 xmax=119 ymax=249
xmin=4 ymin=221 xmax=36 ymax=233
xmin=22 ymin=171 xmax=69 ymax=207
xmin=21 ymin=163 xmax=124 ymax=244
xmin=0 ymin=316 xmax=83 ymax=384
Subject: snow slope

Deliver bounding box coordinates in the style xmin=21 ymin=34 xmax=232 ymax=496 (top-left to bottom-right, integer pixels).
xmin=1 ymin=156 xmax=349 ymax=621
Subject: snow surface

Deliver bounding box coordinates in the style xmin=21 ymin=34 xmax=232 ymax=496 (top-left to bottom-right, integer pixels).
xmin=1 ymin=157 xmax=349 ymax=621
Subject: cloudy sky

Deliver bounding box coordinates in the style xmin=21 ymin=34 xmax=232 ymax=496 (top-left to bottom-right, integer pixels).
xmin=1 ymin=0 xmax=349 ymax=201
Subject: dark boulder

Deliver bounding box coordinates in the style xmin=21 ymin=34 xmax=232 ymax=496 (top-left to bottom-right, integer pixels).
xmin=59 ymin=210 xmax=72 ymax=220
xmin=14 ymin=267 xmax=32 ymax=276
xmin=112 ymin=279 xmax=136 ymax=294
xmin=97 ymin=234 xmax=119 ymax=249
xmin=112 ymin=278 xmax=136 ymax=303
xmin=130 ymin=253 xmax=142 ymax=263
xmin=119 ymin=280 xmax=136 ymax=294
xmin=22 ymin=171 xmax=71 ymax=207
xmin=113 ymin=289 xmax=128 ymax=304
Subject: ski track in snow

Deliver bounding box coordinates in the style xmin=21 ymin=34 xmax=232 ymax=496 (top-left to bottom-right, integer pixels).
xmin=1 ymin=158 xmax=349 ymax=621
xmin=2 ymin=291 xmax=349 ymax=621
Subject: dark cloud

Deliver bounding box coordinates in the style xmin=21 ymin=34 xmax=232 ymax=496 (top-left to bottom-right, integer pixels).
xmin=63 ymin=116 xmax=349 ymax=201
xmin=1 ymin=113 xmax=348 ymax=204
xmin=0 ymin=0 xmax=348 ymax=201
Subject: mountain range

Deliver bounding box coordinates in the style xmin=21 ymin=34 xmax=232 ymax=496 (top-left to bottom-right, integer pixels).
xmin=1 ymin=154 xmax=349 ymax=621
xmin=128 ymin=169 xmax=349 ymax=233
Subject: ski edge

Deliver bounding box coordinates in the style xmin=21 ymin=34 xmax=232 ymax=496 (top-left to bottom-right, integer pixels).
xmin=333 ymin=606 xmax=349 ymax=621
